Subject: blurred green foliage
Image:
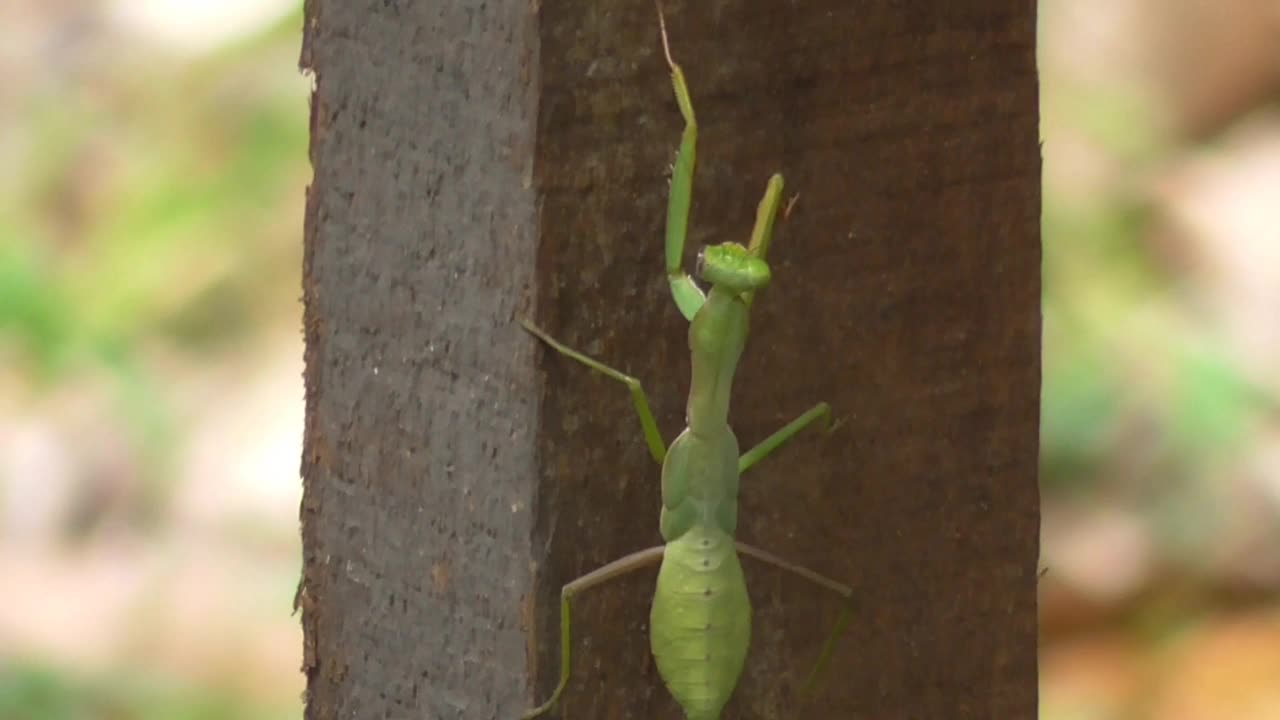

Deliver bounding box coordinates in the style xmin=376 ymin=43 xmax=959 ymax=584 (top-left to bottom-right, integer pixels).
xmin=0 ymin=663 xmax=297 ymax=720
xmin=0 ymin=6 xmax=307 ymax=718
xmin=1039 ymin=35 xmax=1276 ymax=573
xmin=0 ymin=8 xmax=306 ymax=528
xmin=1 ymin=13 xmax=305 ymax=382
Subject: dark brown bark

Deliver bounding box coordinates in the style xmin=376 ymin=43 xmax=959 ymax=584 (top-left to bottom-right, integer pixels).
xmin=300 ymin=1 xmax=1040 ymax=719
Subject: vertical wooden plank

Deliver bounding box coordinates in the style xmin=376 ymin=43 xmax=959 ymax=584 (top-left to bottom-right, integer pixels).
xmin=299 ymin=2 xmax=540 ymax=718
xmin=526 ymin=0 xmax=1040 ymax=718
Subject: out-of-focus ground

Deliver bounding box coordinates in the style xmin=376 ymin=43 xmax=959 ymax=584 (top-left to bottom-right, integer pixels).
xmin=0 ymin=1 xmax=1276 ymax=718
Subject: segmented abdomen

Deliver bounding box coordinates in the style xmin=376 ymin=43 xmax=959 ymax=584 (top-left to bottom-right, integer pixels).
xmin=649 ymin=526 xmax=751 ymax=720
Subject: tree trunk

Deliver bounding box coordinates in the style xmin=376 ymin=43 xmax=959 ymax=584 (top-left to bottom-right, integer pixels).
xmin=299 ymin=1 xmax=1040 ymax=719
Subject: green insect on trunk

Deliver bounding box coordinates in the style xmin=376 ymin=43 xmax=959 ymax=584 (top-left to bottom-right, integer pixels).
xmin=517 ymin=5 xmax=855 ymax=719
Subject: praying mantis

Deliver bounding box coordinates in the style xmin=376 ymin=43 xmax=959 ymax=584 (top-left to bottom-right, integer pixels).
xmin=520 ymin=5 xmax=854 ymax=719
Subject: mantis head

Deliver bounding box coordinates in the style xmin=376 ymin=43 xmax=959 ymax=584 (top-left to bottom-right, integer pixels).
xmin=697 ymin=242 xmax=771 ymax=293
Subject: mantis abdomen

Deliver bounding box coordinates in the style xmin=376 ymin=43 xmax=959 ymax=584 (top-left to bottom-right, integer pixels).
xmin=650 ymin=527 xmax=751 ymax=720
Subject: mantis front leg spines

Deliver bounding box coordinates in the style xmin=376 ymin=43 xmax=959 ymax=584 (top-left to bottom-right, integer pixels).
xmin=520 ymin=5 xmax=854 ymax=719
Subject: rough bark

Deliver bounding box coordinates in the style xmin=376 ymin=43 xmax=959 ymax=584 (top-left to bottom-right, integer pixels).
xmin=300 ymin=0 xmax=1040 ymax=718
xmin=298 ymin=2 xmax=540 ymax=719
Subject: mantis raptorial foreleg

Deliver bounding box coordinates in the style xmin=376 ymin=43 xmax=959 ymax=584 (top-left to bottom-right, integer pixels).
xmin=522 ymin=546 xmax=666 ymax=720
xmin=658 ymin=9 xmax=787 ymax=317
xmin=743 ymin=174 xmax=784 ymax=308
xmin=519 ymin=319 xmax=668 ymax=465
xmin=657 ymin=6 xmax=704 ymax=322
xmin=735 ymin=542 xmax=855 ymax=694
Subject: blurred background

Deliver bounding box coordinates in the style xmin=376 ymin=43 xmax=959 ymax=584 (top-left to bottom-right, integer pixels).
xmin=1 ymin=1 xmax=305 ymax=718
xmin=1038 ymin=1 xmax=1280 ymax=718
xmin=0 ymin=1 xmax=1276 ymax=718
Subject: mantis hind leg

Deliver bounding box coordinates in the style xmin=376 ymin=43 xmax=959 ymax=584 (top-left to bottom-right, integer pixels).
xmin=734 ymin=542 xmax=855 ymax=697
xmin=738 ymin=402 xmax=839 ymax=475
xmin=523 ymin=546 xmax=666 ymax=719
xmin=521 ymin=319 xmax=667 ymax=464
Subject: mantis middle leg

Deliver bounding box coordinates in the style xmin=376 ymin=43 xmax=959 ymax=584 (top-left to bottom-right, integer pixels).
xmin=523 ymin=546 xmax=666 ymax=719
xmin=735 ymin=542 xmax=856 ymax=695
xmin=739 ymin=401 xmax=838 ymax=474
xmin=520 ymin=319 xmax=668 ymax=464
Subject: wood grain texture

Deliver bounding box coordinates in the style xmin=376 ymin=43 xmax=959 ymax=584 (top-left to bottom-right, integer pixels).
xmin=301 ymin=0 xmax=1040 ymax=717
xmin=300 ymin=2 xmax=540 ymax=718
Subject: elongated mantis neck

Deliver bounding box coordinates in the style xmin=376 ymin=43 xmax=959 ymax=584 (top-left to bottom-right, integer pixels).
xmin=681 ymin=176 xmax=783 ymax=436
xmin=685 ymin=283 xmax=751 ymax=435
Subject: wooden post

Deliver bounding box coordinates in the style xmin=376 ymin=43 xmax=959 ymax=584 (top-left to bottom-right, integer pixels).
xmin=299 ymin=1 xmax=1040 ymax=718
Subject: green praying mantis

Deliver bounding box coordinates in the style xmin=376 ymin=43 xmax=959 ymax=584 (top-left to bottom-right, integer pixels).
xmin=520 ymin=6 xmax=854 ymax=719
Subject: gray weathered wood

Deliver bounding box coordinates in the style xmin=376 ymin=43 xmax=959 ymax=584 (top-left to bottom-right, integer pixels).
xmin=299 ymin=2 xmax=539 ymax=719
xmin=300 ymin=0 xmax=1040 ymax=718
